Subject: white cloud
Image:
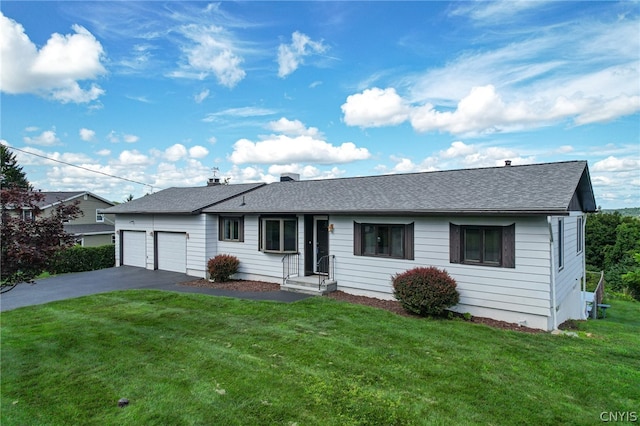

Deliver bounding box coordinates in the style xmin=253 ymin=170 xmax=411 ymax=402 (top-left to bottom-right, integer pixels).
xmin=410 ymin=85 xmax=537 ymax=135
xmin=345 ymin=16 xmax=640 ymax=136
xmin=118 ymin=150 xmax=151 ymax=165
xmin=341 ymin=87 xmax=410 ymax=127
xmin=0 ymin=12 xmax=106 ymax=103
xmin=207 ymin=136 xmax=217 ymax=144
xmin=451 ymin=1 xmax=552 ymax=22
xmin=164 ymin=144 xmax=188 ymax=161
xmin=229 ymin=119 xmax=369 ymax=165
xmin=378 ymin=141 xmax=536 ymax=175
xmin=278 ymin=31 xmax=328 ymax=78
xmin=230 ymin=136 xmax=370 ymax=165
xmin=592 ymin=156 xmax=640 ymax=172
xmin=267 ymin=117 xmax=321 ymax=137
xmin=107 ymin=131 xmax=120 ymax=143
xmin=189 ymin=145 xmax=209 ymax=159
xmin=194 ymin=88 xmax=210 ymax=103
xmin=203 ymin=107 xmax=276 ymax=122
xmin=96 ymin=149 xmax=111 ymax=156
xmin=173 ymin=24 xmax=245 ymax=88
xmin=123 ymin=134 xmax=139 ymax=143
xmin=23 ymin=130 xmax=61 ymax=146
xmin=79 ymin=128 xmax=96 ymax=142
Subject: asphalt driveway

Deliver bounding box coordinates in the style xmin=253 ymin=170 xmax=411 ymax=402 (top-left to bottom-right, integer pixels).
xmin=0 ymin=266 xmax=310 ymax=312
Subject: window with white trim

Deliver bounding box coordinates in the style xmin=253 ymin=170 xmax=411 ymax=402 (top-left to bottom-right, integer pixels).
xmin=259 ymin=217 xmax=297 ymax=253
xmin=219 ymin=216 xmax=244 ymax=242
xmin=558 ymin=218 xmax=564 ymax=270
xmin=577 ymin=217 xmax=583 ymax=254
xmin=96 ymin=209 xmax=104 ymax=223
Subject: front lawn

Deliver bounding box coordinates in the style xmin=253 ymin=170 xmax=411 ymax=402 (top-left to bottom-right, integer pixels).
xmin=1 ymin=291 xmax=638 ymax=425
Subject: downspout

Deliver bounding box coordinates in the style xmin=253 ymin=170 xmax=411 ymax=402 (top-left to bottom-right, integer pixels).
xmin=548 ymin=217 xmax=558 ymax=330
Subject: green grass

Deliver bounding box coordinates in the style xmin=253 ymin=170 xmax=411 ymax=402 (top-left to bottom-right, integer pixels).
xmin=1 ymin=291 xmax=638 ymax=425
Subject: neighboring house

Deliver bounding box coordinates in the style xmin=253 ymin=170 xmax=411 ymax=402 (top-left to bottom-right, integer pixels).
xmin=103 ymin=161 xmax=596 ymax=331
xmin=37 ymin=192 xmax=116 ymax=247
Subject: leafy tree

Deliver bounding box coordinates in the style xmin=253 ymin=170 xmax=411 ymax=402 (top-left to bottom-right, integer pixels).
xmin=1 ymin=186 xmax=81 ymax=293
xmin=622 ymin=253 xmax=640 ymax=299
xmin=0 ymin=145 xmax=30 ymax=190
xmin=585 ymin=212 xmax=623 ymax=270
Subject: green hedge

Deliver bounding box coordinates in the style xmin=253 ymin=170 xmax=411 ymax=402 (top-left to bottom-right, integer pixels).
xmin=49 ymin=245 xmax=115 ymax=274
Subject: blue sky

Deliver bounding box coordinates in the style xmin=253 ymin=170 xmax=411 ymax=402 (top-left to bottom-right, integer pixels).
xmin=1 ymin=1 xmax=638 ymax=208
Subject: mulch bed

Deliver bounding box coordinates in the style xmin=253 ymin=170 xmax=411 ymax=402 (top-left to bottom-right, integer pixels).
xmin=180 ymin=279 xmax=542 ymax=333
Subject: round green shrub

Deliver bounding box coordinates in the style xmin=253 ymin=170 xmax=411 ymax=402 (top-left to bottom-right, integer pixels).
xmin=392 ymin=267 xmax=460 ymax=317
xmin=207 ymin=254 xmax=240 ymax=282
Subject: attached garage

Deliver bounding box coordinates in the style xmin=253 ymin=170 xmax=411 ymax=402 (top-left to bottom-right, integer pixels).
xmin=121 ymin=231 xmax=146 ymax=268
xmin=156 ymin=232 xmax=187 ymax=273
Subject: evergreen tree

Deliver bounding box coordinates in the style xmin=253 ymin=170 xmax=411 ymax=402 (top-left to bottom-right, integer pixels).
xmin=0 ymin=146 xmax=30 ymax=189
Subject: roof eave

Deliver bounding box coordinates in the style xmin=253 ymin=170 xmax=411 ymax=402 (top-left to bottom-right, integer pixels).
xmin=204 ymin=208 xmax=572 ymax=216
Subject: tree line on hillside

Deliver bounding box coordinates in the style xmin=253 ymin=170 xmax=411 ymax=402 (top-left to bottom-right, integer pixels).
xmin=586 ymin=211 xmax=640 ymax=300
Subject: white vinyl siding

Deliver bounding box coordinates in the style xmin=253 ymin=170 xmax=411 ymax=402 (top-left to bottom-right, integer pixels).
xmin=552 ymin=213 xmax=585 ymax=324
xmin=114 ymin=214 xmax=211 ymax=278
xmin=215 ymin=215 xmax=303 ymax=284
xmin=331 ymin=215 xmax=553 ymax=321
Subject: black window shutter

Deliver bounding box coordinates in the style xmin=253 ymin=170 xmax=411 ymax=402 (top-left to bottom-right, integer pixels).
xmin=449 ymin=223 xmax=461 ymax=263
xmin=218 ymin=217 xmax=224 ymax=241
xmin=502 ymin=223 xmax=515 ymax=268
xmin=405 ymin=222 xmax=414 ymax=260
xmin=238 ymin=217 xmax=244 ymax=242
xmin=353 ymin=222 xmax=362 ymax=256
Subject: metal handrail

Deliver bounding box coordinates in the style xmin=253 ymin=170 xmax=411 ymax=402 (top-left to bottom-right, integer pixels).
xmin=317 ymin=254 xmax=335 ymax=290
xmin=281 ymin=253 xmax=300 ymax=285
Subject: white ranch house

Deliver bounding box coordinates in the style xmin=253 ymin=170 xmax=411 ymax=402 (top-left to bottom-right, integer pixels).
xmin=104 ymin=161 xmax=596 ymax=331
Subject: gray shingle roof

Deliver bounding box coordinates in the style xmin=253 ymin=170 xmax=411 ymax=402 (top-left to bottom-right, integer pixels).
xmin=203 ymin=161 xmax=596 ymax=215
xmin=37 ymin=191 xmax=115 ymax=208
xmin=102 ymin=183 xmax=265 ymax=214
xmin=64 ymin=223 xmax=115 ymax=235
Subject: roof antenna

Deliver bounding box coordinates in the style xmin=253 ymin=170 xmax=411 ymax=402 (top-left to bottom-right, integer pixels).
xmin=240 ymin=195 xmax=246 ymax=206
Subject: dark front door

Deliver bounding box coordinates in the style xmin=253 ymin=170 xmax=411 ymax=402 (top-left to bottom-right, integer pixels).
xmin=315 ymin=216 xmax=329 ymax=274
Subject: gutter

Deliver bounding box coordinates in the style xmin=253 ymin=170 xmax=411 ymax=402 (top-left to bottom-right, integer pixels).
xmin=548 ymin=217 xmax=558 ymax=330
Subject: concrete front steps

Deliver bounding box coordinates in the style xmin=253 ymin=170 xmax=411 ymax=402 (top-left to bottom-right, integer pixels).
xmin=282 ymin=275 xmax=337 ymax=296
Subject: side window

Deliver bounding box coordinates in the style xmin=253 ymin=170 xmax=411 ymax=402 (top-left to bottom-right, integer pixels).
xmin=259 ymin=217 xmax=297 ymax=253
xmin=450 ymin=223 xmax=515 ymax=268
xmin=219 ymin=216 xmax=244 ymax=242
xmin=96 ymin=209 xmax=104 ymax=222
xmin=576 ymin=217 xmax=583 ymax=254
xmin=353 ymin=222 xmax=414 ymax=260
xmin=558 ymin=218 xmax=564 ymax=270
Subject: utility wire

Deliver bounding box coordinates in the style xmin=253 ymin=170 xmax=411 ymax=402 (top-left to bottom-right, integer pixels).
xmin=5 ymin=146 xmax=155 ymax=192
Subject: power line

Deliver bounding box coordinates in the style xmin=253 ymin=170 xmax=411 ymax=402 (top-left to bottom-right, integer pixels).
xmin=5 ymin=146 xmax=155 ymax=192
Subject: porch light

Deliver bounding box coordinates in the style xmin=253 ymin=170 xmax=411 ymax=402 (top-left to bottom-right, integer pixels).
xmin=328 ymin=224 xmax=334 ymax=232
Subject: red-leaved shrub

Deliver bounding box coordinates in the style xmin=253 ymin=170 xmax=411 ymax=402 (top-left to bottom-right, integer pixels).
xmin=392 ymin=267 xmax=459 ymax=317
xmin=207 ymin=254 xmax=240 ymax=282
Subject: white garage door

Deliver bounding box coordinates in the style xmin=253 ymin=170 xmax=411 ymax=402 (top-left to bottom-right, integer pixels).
xmin=122 ymin=231 xmax=146 ymax=268
xmin=157 ymin=232 xmax=187 ymax=273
